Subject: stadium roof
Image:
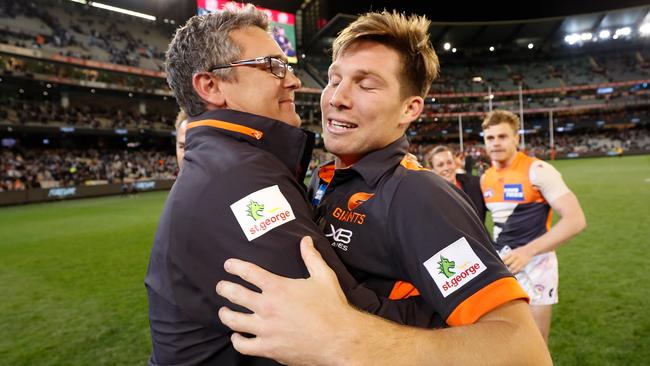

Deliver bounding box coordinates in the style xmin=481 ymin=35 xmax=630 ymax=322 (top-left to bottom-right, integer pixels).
xmin=69 ymin=1 xmax=650 ymax=55
xmin=305 ymin=3 xmax=650 ymax=54
xmin=74 ymin=0 xmax=650 ymax=27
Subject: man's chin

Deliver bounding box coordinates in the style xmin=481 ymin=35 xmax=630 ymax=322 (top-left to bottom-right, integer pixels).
xmin=279 ymin=115 xmax=301 ymax=128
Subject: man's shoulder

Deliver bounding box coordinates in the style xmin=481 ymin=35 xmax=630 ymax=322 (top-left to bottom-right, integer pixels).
xmin=390 ymin=165 xmax=455 ymax=199
xmin=457 ymin=173 xmax=480 ymax=185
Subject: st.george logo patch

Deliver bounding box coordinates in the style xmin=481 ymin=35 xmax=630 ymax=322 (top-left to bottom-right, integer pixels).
xmin=423 ymin=237 xmax=486 ymax=297
xmin=230 ymin=185 xmax=295 ymax=241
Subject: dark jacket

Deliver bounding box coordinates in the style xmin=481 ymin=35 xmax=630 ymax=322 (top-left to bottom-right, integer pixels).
xmin=145 ymin=109 xmax=435 ymax=365
xmin=457 ymin=173 xmax=487 ymax=223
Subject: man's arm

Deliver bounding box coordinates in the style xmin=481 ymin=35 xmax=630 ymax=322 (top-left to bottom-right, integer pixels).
xmin=217 ymin=237 xmax=552 ymax=366
xmin=503 ymin=164 xmax=587 ymax=273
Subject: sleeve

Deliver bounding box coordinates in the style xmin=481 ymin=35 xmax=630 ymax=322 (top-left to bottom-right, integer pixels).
xmin=168 ymin=155 xmax=438 ymax=329
xmin=529 ymin=160 xmax=571 ymax=204
xmin=388 ymin=172 xmax=528 ymax=326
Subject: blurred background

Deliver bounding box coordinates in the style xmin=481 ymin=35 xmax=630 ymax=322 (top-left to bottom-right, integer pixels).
xmin=0 ymin=1 xmax=648 ymax=365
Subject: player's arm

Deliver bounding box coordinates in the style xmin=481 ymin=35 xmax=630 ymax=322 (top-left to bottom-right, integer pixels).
xmin=503 ymin=161 xmax=587 ymax=273
xmin=194 ymin=163 xmax=438 ymax=328
xmin=217 ymin=237 xmax=552 ymax=366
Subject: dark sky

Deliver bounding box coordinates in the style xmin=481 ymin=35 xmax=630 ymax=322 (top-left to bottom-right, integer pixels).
xmin=327 ymin=0 xmax=650 ymax=22
xmin=95 ymin=0 xmax=650 ymax=24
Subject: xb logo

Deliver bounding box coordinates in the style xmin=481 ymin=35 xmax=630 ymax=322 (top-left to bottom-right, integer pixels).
xmin=325 ymin=224 xmax=353 ymax=244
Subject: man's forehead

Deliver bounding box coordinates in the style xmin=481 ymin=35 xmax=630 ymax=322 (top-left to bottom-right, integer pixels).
xmin=330 ymin=41 xmax=398 ymax=70
xmin=434 ymin=151 xmax=453 ymax=160
xmin=484 ymin=123 xmax=516 ymax=135
xmin=230 ymin=27 xmax=285 ymax=57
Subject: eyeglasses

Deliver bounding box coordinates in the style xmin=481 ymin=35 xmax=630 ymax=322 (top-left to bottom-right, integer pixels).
xmin=209 ymin=56 xmax=294 ymax=79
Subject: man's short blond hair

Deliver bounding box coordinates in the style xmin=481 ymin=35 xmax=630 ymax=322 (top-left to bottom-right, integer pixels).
xmin=332 ymin=10 xmax=439 ymax=98
xmin=482 ymin=110 xmax=520 ymax=134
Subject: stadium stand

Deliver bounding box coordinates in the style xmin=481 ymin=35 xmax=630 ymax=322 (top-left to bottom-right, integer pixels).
xmin=1 ymin=148 xmax=175 ymax=191
xmin=1 ymin=0 xmax=650 ymax=199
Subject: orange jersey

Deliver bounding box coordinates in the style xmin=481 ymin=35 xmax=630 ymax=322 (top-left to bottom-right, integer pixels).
xmin=481 ymin=152 xmax=556 ymax=250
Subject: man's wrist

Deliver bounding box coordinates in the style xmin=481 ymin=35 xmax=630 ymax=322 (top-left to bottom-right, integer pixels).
xmin=523 ymin=241 xmax=541 ymax=257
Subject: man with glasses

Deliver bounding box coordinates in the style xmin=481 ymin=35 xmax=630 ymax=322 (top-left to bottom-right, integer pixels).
xmin=146 ymin=6 xmax=437 ymax=365
xmin=215 ymin=10 xmax=551 ymax=366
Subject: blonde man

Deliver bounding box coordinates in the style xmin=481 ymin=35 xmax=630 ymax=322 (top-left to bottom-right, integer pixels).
xmin=481 ymin=109 xmax=586 ymax=343
xmin=217 ymin=11 xmax=551 ymax=365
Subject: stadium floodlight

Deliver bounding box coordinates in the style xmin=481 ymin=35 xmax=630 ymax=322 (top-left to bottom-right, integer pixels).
xmin=89 ymin=2 xmax=156 ymax=21
xmin=527 ymin=43 xmax=534 ymax=49
xmin=489 ymin=46 xmax=495 ymax=52
xmin=443 ymin=42 xmax=451 ymax=50
xmin=599 ymin=30 xmax=611 ymax=39
xmin=564 ymin=33 xmax=580 ymax=45
xmin=615 ymin=27 xmax=631 ymax=37
xmin=580 ymin=32 xmax=592 ymax=41
xmin=472 ymin=76 xmax=483 ymax=83
xmin=452 ymin=47 xmax=457 ymax=53
xmin=640 ymin=23 xmax=650 ymax=35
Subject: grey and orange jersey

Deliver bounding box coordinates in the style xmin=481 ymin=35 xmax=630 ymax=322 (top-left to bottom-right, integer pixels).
xmin=481 ymin=152 xmax=570 ymax=250
xmin=310 ymin=136 xmax=528 ymax=327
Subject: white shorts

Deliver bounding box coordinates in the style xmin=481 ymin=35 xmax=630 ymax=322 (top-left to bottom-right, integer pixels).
xmin=514 ymin=251 xmax=558 ymax=306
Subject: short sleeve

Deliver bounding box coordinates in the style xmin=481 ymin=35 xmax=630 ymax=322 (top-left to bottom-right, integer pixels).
xmin=388 ymin=172 xmax=528 ymax=325
xmin=529 ymin=160 xmax=570 ymax=203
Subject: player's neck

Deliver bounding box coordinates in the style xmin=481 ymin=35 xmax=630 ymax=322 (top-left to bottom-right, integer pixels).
xmin=335 ymin=155 xmax=361 ymax=169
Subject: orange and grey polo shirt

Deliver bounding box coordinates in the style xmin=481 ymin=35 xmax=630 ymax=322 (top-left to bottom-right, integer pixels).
xmin=309 ymin=136 xmax=528 ymax=327
xmin=481 ymin=152 xmax=570 ymax=251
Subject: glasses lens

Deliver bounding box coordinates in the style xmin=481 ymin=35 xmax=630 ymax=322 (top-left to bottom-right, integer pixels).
xmin=270 ymin=58 xmax=286 ymax=78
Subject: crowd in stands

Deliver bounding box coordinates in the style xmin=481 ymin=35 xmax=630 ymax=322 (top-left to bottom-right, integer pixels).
xmin=0 ymin=0 xmax=170 ymax=70
xmin=1 ymin=149 xmax=176 ymax=191
xmin=0 ymin=99 xmax=175 ymax=130
xmin=0 ymin=54 xmax=169 ymax=91
xmin=430 ymin=51 xmax=650 ymax=94
xmin=1 ymin=128 xmax=648 ymax=192
xmin=424 ymin=87 xmax=650 ymax=116
xmin=410 ymin=128 xmax=650 ymax=167
xmin=525 ymin=128 xmax=650 ymax=157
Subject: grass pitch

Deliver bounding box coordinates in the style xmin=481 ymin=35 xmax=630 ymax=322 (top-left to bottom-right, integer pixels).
xmin=0 ymin=155 xmax=649 ymax=365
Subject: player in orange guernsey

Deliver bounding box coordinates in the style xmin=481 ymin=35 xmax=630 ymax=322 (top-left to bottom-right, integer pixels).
xmin=480 ymin=109 xmax=587 ymax=343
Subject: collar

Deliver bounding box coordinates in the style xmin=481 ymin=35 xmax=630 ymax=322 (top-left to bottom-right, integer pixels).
xmin=187 ymin=109 xmax=315 ymax=182
xmin=344 ymin=136 xmax=410 ymax=187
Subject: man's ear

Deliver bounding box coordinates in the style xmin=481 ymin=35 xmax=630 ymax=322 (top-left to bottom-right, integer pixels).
xmin=192 ymin=72 xmax=227 ymax=107
xmin=399 ymin=96 xmax=424 ymax=128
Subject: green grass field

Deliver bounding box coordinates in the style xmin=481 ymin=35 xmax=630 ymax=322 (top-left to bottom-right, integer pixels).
xmin=1 ymin=155 xmax=649 ymax=365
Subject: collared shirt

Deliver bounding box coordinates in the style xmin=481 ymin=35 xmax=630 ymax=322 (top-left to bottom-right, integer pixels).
xmin=145 ymin=110 xmax=436 ymax=365
xmin=310 ymin=136 xmax=528 ymax=327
